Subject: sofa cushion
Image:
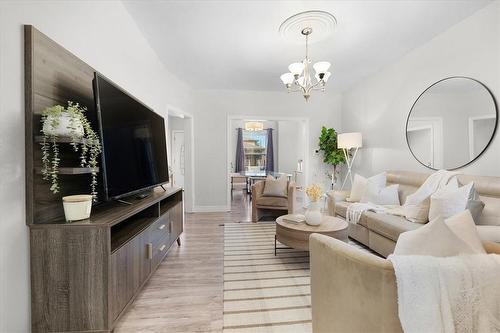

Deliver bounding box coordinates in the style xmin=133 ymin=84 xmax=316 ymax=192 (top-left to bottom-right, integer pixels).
xmin=428 ymin=180 xmax=472 ymax=221
xmin=393 ymin=216 xmax=478 ymax=256
xmin=349 ymin=172 xmax=386 ymax=202
xmin=365 ymin=212 xmax=421 ymax=242
xmin=256 ymin=196 xmax=288 ymax=208
xmin=445 ymin=210 xmax=486 ymax=254
xmin=335 ymin=201 xmax=349 ymax=218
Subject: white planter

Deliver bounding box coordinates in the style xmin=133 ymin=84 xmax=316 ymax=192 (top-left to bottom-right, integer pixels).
xmin=43 ymin=112 xmax=84 ymax=138
xmin=305 ymin=201 xmax=322 ymax=226
xmin=63 ymin=195 xmax=92 ymax=221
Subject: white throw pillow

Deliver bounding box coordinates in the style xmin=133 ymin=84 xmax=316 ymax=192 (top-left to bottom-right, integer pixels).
xmin=403 ymin=193 xmax=431 ymax=224
xmin=445 ymin=210 xmax=486 ymax=254
xmin=428 ymin=181 xmax=473 ymax=221
xmin=393 ymin=216 xmax=477 ymax=256
xmin=262 ymin=175 xmax=288 ymax=197
xmin=349 ymin=172 xmax=386 ymax=202
xmin=457 ymin=181 xmax=485 ymax=224
xmin=361 ymin=184 xmax=400 ymax=205
xmin=403 ymin=172 xmax=457 ymax=224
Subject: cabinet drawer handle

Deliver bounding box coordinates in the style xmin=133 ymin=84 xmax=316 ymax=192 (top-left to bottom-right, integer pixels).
xmin=159 ymin=244 xmax=166 ymax=252
xmin=147 ymin=243 xmax=153 ymax=259
xmin=158 ymin=224 xmax=166 ymax=230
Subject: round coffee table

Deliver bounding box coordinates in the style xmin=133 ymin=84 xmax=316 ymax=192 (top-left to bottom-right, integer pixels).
xmin=275 ymin=214 xmax=348 ymax=254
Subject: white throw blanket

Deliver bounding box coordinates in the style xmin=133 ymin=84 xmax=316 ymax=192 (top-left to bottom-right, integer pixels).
xmin=346 ymin=202 xmax=386 ymax=224
xmin=389 ymin=254 xmax=500 ymax=333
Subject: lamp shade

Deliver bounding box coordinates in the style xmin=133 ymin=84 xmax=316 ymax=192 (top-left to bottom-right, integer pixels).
xmin=280 ymin=73 xmax=294 ymax=85
xmin=297 ymin=76 xmax=305 ymax=86
xmin=338 ymin=132 xmax=362 ymax=149
xmin=245 ymin=121 xmax=264 ymax=131
xmin=288 ymin=62 xmax=305 ymax=76
xmin=313 ymin=61 xmax=331 ymax=74
xmin=315 ymin=71 xmax=332 ymax=82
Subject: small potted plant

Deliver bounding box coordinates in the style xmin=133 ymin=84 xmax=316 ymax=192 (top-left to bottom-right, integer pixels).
xmin=40 ymin=101 xmax=101 ymax=203
xmin=305 ymin=184 xmax=324 ymax=226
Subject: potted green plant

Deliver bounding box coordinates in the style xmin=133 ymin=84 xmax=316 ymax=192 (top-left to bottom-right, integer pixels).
xmin=318 ymin=126 xmax=346 ymax=189
xmin=40 ymin=101 xmax=101 ymax=199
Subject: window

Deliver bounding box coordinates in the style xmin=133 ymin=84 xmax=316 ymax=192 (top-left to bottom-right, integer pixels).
xmin=243 ymin=131 xmax=267 ymax=171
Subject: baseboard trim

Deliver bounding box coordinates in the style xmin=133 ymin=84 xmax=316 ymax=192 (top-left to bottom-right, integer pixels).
xmin=192 ymin=205 xmax=231 ymax=213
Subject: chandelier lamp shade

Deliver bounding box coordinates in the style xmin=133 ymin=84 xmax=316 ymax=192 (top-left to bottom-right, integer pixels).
xmin=245 ymin=121 xmax=264 ymax=131
xmin=279 ymin=27 xmax=332 ymax=101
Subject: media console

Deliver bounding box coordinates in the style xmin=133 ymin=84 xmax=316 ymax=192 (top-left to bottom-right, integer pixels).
xmin=29 ymin=187 xmax=183 ymax=332
xmin=24 ymin=25 xmax=185 ymax=332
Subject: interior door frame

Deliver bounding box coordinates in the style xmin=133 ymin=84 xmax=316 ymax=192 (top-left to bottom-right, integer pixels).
xmin=406 ymin=125 xmax=434 ymax=168
xmin=468 ymin=114 xmax=496 ymax=160
xmin=406 ymin=116 xmax=443 ymax=169
xmin=226 ymin=115 xmax=309 ymax=212
xmin=167 ymin=104 xmax=195 ymax=213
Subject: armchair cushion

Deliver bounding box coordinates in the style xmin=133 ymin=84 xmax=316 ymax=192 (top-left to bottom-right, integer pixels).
xmin=262 ymin=175 xmax=288 ymax=197
xmin=256 ymin=196 xmax=288 ymax=208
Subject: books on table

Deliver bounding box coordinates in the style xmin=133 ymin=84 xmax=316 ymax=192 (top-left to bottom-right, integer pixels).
xmin=283 ymin=214 xmax=306 ymax=224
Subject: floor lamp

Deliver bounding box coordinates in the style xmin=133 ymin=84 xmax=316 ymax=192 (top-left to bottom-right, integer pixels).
xmin=338 ymin=132 xmax=362 ymax=190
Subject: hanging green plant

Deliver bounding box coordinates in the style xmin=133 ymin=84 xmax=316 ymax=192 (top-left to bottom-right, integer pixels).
xmin=40 ymin=101 xmax=101 ymax=200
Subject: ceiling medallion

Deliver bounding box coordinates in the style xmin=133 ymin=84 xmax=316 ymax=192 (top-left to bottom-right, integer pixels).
xmin=279 ymin=11 xmax=336 ymax=101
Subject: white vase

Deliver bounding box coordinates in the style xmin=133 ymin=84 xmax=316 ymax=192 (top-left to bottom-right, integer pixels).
xmin=305 ymin=201 xmax=322 ymax=226
xmin=43 ymin=112 xmax=84 ymax=138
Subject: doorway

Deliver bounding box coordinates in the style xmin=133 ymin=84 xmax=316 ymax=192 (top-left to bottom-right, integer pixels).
xmin=167 ymin=108 xmax=194 ymax=212
xmin=226 ymin=116 xmax=309 ymax=211
xmin=172 ymin=130 xmax=185 ymax=187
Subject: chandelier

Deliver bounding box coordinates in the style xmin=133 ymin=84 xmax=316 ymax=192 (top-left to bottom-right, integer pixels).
xmin=280 ymin=27 xmax=331 ymax=101
xmin=245 ymin=121 xmax=264 ymax=131
xmin=278 ymin=10 xmax=336 ymax=101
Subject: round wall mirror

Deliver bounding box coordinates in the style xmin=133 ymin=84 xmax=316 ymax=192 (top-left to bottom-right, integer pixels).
xmin=406 ymin=77 xmax=497 ymax=170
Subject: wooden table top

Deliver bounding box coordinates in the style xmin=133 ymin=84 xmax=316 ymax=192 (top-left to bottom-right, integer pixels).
xmin=276 ymin=214 xmax=348 ymax=233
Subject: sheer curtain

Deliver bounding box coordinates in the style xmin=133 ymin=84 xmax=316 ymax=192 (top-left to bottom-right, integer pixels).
xmin=265 ymin=128 xmax=274 ymax=172
xmin=235 ymin=128 xmax=245 ymax=172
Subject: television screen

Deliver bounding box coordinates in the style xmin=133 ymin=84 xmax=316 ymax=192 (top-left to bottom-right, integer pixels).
xmin=93 ymin=73 xmax=169 ymax=200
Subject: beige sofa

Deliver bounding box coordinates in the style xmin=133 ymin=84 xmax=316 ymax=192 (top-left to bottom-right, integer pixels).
xmin=251 ymin=180 xmax=295 ymax=222
xmin=328 ymin=170 xmax=500 ymax=257
xmin=310 ymin=234 xmax=500 ymax=333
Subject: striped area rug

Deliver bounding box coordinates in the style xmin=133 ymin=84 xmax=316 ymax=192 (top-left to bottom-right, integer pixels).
xmin=223 ymin=222 xmax=312 ymax=333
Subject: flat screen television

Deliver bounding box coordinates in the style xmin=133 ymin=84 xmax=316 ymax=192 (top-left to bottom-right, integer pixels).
xmin=93 ymin=72 xmax=169 ymax=201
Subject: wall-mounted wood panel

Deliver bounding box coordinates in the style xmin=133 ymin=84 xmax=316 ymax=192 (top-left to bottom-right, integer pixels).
xmin=25 ymin=25 xmax=102 ymax=224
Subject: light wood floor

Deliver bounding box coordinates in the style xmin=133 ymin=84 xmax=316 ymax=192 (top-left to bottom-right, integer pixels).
xmin=114 ymin=191 xmax=253 ymax=333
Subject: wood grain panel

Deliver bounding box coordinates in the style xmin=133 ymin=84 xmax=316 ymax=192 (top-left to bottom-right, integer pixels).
xmin=109 ymin=229 xmax=151 ymax=321
xmin=25 ymin=25 xmax=101 ymax=224
xmin=30 ymin=226 xmax=109 ymax=332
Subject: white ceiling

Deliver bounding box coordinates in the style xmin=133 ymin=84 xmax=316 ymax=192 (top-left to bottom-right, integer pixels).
xmin=123 ymin=0 xmax=491 ymax=92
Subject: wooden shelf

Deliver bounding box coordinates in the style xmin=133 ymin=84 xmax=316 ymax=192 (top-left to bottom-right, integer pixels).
xmin=110 ymin=217 xmax=155 ymax=253
xmin=35 ymin=167 xmax=99 ymax=175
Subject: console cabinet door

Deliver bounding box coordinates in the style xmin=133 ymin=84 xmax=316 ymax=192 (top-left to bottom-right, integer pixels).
xmin=171 ymin=201 xmax=184 ymax=242
xmin=109 ymin=230 xmax=151 ymax=321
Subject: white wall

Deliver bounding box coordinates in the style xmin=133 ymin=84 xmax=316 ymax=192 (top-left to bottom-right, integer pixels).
xmin=193 ymin=89 xmax=342 ymax=210
xmin=0 ymin=1 xmax=193 ymax=331
xmin=341 ymin=2 xmax=500 ymax=178
xmin=277 ymin=120 xmax=304 ymax=175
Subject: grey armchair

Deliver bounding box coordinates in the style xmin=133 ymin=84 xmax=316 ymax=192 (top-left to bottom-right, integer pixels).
xmin=251 ymin=180 xmax=295 ymax=222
